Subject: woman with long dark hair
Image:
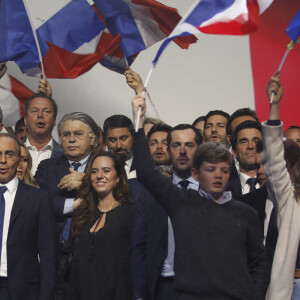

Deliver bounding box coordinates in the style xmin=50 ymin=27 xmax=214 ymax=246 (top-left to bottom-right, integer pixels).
xmin=68 ymin=151 xmax=135 ymax=300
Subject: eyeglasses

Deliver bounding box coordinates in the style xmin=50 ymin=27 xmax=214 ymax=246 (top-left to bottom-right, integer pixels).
xmin=61 ymin=131 xmax=93 ymax=140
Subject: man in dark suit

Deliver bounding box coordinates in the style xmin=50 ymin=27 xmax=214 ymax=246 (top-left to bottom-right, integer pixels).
xmin=131 ymin=124 xmax=202 ymax=300
xmin=35 ymin=112 xmax=100 ymax=300
xmin=24 ymin=93 xmax=63 ymax=175
xmin=0 ymin=133 xmax=56 ymax=300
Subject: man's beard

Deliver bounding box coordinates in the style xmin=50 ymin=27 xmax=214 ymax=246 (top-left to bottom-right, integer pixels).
xmin=114 ymin=148 xmax=133 ymax=162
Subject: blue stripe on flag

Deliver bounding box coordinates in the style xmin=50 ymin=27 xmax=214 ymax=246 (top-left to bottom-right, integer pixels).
xmin=37 ymin=0 xmax=106 ymax=56
xmin=93 ymin=0 xmax=146 ymax=57
xmin=286 ymin=10 xmax=300 ymax=42
xmin=185 ymin=0 xmax=235 ymax=26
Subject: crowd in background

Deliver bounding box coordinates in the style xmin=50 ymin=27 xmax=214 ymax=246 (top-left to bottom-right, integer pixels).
xmin=0 ymin=62 xmax=299 ymax=300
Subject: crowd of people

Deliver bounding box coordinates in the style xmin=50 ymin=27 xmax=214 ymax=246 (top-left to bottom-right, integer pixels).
xmin=0 ymin=62 xmax=299 ymax=300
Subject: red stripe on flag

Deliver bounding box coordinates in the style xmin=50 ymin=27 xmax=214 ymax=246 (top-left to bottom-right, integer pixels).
xmin=9 ymin=75 xmax=34 ymax=117
xmin=250 ymin=0 xmax=300 ymax=130
xmin=42 ymin=32 xmax=122 ymax=79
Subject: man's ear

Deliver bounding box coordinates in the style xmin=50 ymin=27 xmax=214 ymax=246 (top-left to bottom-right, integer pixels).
xmin=232 ymin=148 xmax=237 ymax=159
xmin=227 ymin=135 xmax=231 ymax=146
xmin=191 ymin=168 xmax=199 ymax=181
xmin=0 ymin=122 xmax=3 ymax=132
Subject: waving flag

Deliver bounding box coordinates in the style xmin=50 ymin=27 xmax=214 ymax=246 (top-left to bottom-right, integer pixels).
xmin=152 ymin=0 xmax=273 ymax=66
xmin=93 ymin=0 xmax=197 ymax=69
xmin=0 ymin=0 xmax=119 ymax=78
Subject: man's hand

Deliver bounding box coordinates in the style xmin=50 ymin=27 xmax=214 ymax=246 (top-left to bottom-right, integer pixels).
xmin=37 ymin=76 xmax=52 ymax=97
xmin=0 ymin=62 xmax=7 ymax=79
xmin=125 ymin=68 xmax=144 ymax=94
xmin=57 ymin=169 xmax=85 ymax=191
xmin=266 ymin=72 xmax=283 ymax=104
xmin=73 ymin=198 xmax=83 ymax=210
xmin=132 ymin=90 xmax=146 ymax=130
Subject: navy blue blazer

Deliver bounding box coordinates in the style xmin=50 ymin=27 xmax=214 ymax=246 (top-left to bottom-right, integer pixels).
xmin=6 ymin=180 xmax=56 ymax=300
xmin=51 ymin=140 xmax=64 ymax=159
xmin=130 ymin=176 xmax=169 ymax=300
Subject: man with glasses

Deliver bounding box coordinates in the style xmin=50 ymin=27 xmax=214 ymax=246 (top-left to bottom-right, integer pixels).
xmin=35 ymin=112 xmax=99 ymax=300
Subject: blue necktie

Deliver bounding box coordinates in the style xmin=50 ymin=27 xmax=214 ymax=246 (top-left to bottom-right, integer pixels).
xmin=61 ymin=162 xmax=81 ymax=243
xmin=179 ymin=180 xmax=189 ymax=190
xmin=0 ymin=186 xmax=8 ymax=264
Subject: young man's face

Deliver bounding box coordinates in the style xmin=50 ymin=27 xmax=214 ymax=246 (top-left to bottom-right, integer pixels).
xmin=204 ymin=115 xmax=229 ymax=147
xmin=169 ymin=129 xmax=198 ymax=178
xmin=192 ymin=161 xmax=230 ymax=201
xmin=149 ymin=131 xmax=170 ymax=165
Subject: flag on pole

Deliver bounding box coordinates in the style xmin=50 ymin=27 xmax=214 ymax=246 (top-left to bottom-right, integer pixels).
xmin=93 ymin=0 xmax=197 ymax=61
xmin=152 ymin=0 xmax=273 ymax=66
xmin=0 ymin=0 xmax=118 ymax=78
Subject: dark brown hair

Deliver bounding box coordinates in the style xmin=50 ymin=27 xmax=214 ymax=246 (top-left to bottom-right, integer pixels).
xmin=72 ymin=151 xmax=132 ymax=236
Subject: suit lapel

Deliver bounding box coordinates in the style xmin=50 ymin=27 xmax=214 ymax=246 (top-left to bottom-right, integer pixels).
xmin=9 ymin=181 xmax=29 ymax=232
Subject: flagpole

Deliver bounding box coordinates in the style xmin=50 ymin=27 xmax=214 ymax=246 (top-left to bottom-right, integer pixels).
xmin=23 ymin=0 xmax=45 ymax=78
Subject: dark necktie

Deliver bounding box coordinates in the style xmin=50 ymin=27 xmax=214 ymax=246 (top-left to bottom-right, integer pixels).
xmin=71 ymin=162 xmax=81 ymax=171
xmin=246 ymin=178 xmax=257 ymax=192
xmin=179 ymin=180 xmax=189 ymax=190
xmin=61 ymin=162 xmax=81 ymax=243
xmin=0 ymin=186 xmax=8 ymax=264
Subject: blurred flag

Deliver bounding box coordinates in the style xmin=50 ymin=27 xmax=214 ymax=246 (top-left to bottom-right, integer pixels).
xmin=286 ymin=11 xmax=300 ymax=42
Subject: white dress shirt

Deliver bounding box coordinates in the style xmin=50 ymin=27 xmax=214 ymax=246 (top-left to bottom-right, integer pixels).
xmin=0 ymin=176 xmax=18 ymax=277
xmin=125 ymin=156 xmax=136 ymax=179
xmin=25 ymin=138 xmax=54 ymax=175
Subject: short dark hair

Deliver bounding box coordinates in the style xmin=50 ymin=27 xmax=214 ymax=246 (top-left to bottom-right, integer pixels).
xmin=0 ymin=133 xmax=21 ymax=157
xmin=193 ymin=142 xmax=232 ymax=170
xmin=204 ymin=110 xmax=230 ymax=134
xmin=230 ymin=120 xmax=262 ymax=151
xmin=228 ymin=108 xmax=259 ymax=134
xmin=284 ymin=125 xmax=300 ymax=135
xmin=103 ymin=115 xmax=133 ymax=138
xmin=192 ymin=116 xmax=205 ymax=127
xmin=147 ymin=124 xmax=172 ymax=139
xmin=167 ymin=124 xmax=203 ymax=148
xmin=15 ymin=117 xmax=25 ymax=131
xmin=24 ymin=93 xmax=58 ymax=117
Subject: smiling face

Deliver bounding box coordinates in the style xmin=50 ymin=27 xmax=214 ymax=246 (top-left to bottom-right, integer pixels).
xmin=0 ymin=136 xmax=20 ymax=184
xmin=192 ymin=161 xmax=230 ymax=202
xmin=149 ymin=131 xmax=170 ymax=165
xmin=232 ymin=128 xmax=262 ymax=174
xmin=204 ymin=115 xmax=229 ymax=147
xmin=169 ymin=129 xmax=198 ymax=178
xmin=91 ymin=156 xmax=119 ymax=198
xmin=106 ymin=127 xmax=133 ymax=162
xmin=16 ymin=146 xmax=29 ymax=181
xmin=25 ymin=97 xmax=56 ymax=140
xmin=61 ymin=120 xmax=95 ymax=161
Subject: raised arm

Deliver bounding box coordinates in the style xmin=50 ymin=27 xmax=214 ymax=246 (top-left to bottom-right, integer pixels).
xmin=262 ymin=73 xmax=293 ymax=222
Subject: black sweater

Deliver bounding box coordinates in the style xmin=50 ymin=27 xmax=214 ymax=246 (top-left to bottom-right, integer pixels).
xmin=132 ymin=129 xmax=270 ymax=300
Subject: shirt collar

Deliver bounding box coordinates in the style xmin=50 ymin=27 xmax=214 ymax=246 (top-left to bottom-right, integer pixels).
xmin=68 ymin=152 xmax=91 ymax=167
xmin=0 ymin=176 xmax=19 ymax=194
xmin=199 ymin=189 xmax=232 ymax=205
xmin=25 ymin=137 xmax=53 ymax=151
xmin=125 ymin=156 xmax=133 ymax=169
xmin=239 ymin=172 xmax=255 ymax=188
xmin=172 ymin=174 xmax=199 ymax=187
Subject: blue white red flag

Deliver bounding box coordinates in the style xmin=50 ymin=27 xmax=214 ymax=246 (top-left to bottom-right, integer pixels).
xmin=286 ymin=11 xmax=300 ymax=42
xmin=93 ymin=0 xmax=197 ymax=73
xmin=152 ymin=0 xmax=273 ymax=66
xmin=0 ymin=0 xmax=120 ymax=78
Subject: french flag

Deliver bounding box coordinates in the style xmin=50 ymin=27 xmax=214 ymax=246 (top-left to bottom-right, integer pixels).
xmin=152 ymin=0 xmax=272 ymax=66
xmin=0 ymin=0 xmax=120 ymax=78
xmin=0 ymin=73 xmax=33 ymax=127
xmin=93 ymin=0 xmax=197 ymax=73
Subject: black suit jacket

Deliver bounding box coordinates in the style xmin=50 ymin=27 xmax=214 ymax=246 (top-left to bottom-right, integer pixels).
xmin=51 ymin=140 xmax=64 ymax=159
xmin=6 ymin=180 xmax=56 ymax=300
xmin=130 ymin=177 xmax=168 ymax=300
xmin=239 ymin=186 xmax=278 ymax=264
